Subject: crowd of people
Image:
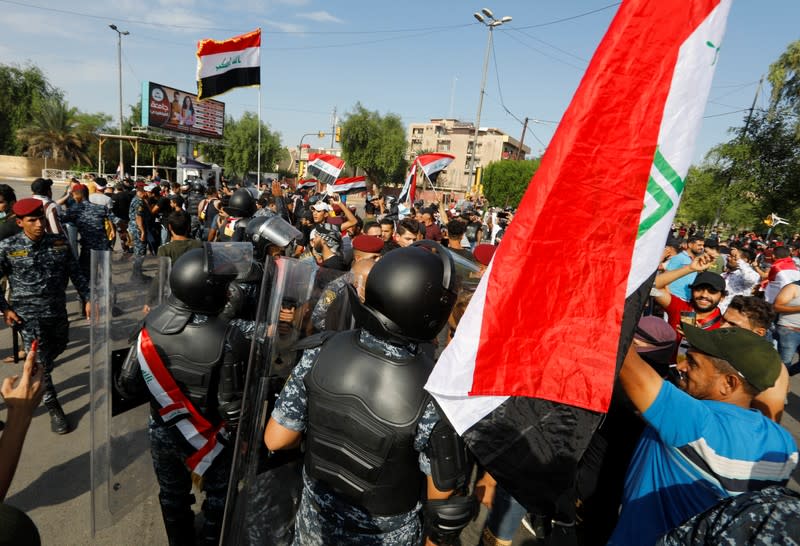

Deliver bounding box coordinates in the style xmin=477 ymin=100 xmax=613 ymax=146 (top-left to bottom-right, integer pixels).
xmin=0 ymin=173 xmax=798 ymax=545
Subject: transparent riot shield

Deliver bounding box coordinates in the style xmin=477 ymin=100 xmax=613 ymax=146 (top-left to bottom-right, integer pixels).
xmin=221 ymin=256 xmax=318 ymax=546
xmin=89 ymin=251 xmax=170 ymax=535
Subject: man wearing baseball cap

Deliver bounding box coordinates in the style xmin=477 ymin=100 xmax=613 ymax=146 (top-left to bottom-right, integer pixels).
xmin=0 ymin=198 xmax=90 ymax=434
xmin=653 ymin=253 xmax=725 ymax=338
xmin=611 ymin=325 xmax=798 ymax=545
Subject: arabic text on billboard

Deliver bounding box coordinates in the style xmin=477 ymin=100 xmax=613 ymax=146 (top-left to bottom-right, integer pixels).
xmin=141 ymin=82 xmax=224 ymax=139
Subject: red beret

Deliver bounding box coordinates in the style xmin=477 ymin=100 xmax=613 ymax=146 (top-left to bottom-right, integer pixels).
xmin=71 ymin=183 xmax=88 ymax=193
xmin=472 ymin=243 xmax=496 ymax=266
xmin=352 ymin=234 xmax=384 ymax=254
xmin=135 ymin=181 xmax=146 ymax=189
xmin=12 ymin=198 xmax=44 ymax=218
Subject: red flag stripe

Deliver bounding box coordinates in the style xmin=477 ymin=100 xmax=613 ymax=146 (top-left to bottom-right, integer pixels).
xmin=467 ymin=0 xmax=721 ymax=411
xmin=139 ymin=329 xmax=216 ymax=438
xmin=197 ymin=29 xmax=261 ymax=56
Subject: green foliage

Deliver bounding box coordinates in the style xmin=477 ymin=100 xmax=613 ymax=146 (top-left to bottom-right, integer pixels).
xmin=199 ymin=112 xmax=283 ymax=178
xmin=768 ymin=39 xmax=800 ymax=123
xmin=675 ymin=165 xmax=756 ymax=230
xmin=340 ymin=103 xmax=408 ymax=186
xmin=481 ymin=158 xmax=541 ymax=207
xmin=16 ymin=96 xmax=97 ymax=165
xmin=0 ymin=63 xmax=60 ymax=155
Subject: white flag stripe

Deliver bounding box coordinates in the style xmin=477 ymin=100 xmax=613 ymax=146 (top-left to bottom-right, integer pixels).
xmin=625 ymin=0 xmax=731 ymax=296
xmin=425 ymin=260 xmax=508 ymax=434
xmin=196 ymin=46 xmax=260 ymax=80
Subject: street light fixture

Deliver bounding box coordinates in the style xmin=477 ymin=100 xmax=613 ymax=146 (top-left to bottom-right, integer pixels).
xmin=109 ymin=24 xmax=129 ymax=178
xmin=467 ymin=8 xmax=511 ymax=195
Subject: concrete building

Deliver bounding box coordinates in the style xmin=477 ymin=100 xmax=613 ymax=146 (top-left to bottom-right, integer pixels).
xmin=407 ymin=118 xmax=530 ymax=194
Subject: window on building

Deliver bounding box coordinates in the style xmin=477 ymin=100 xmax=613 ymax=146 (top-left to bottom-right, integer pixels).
xmin=437 ymin=141 xmax=450 ymax=152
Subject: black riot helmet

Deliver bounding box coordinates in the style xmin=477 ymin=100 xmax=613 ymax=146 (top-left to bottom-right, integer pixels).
xmin=351 ymin=240 xmax=457 ymax=343
xmin=191 ymin=181 xmax=205 ymax=193
xmin=224 ymin=188 xmax=257 ymax=218
xmin=169 ymin=247 xmax=236 ymax=314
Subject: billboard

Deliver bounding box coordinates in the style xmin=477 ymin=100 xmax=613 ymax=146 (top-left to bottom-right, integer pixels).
xmin=141 ymin=81 xmax=224 ymax=139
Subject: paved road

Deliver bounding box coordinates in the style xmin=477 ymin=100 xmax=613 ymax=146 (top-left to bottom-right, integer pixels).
xmin=0 ymin=177 xmax=798 ymax=545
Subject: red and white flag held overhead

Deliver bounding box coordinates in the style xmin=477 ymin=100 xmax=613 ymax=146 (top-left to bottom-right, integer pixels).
xmin=306 ymin=153 xmax=345 ymax=187
xmin=398 ymin=153 xmax=455 ymax=204
xmin=426 ymin=0 xmax=733 ymax=435
xmin=196 ymin=29 xmax=261 ymax=101
xmin=328 ymin=176 xmax=367 ymax=195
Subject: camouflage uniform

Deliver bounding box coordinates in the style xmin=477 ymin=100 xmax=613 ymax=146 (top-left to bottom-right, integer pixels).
xmin=62 ymin=200 xmax=115 ymax=277
xmin=129 ymin=195 xmax=151 ymax=279
xmin=271 ymin=330 xmax=440 ymax=546
xmin=0 ymin=232 xmax=89 ymax=403
xmin=657 ymin=486 xmax=800 ymax=545
xmin=310 ymin=274 xmax=349 ymax=332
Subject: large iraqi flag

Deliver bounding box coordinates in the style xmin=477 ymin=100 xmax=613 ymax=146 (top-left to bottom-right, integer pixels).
xmin=197 ymin=29 xmax=261 ymax=100
xmin=425 ymin=0 xmax=732 ymax=509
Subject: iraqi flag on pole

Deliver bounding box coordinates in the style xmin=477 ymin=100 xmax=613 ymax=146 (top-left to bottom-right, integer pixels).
xmin=328 ymin=176 xmax=367 ymax=195
xmin=398 ymin=162 xmax=417 ymax=204
xmin=425 ymin=0 xmax=732 ymax=512
xmin=306 ymin=153 xmax=345 ymax=187
xmin=196 ymin=29 xmax=261 ymax=101
xmin=298 ymin=179 xmax=318 ymax=190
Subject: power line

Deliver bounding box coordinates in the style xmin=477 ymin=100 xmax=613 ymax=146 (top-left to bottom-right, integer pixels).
xmin=488 ymin=38 xmax=547 ymax=148
xmin=500 ymin=31 xmax=586 ymax=72
xmin=514 ymin=2 xmax=620 ymax=29
xmin=0 ymin=0 xmax=474 ymax=35
xmin=504 ymin=27 xmax=589 ymax=63
xmin=703 ymin=109 xmax=749 ymax=119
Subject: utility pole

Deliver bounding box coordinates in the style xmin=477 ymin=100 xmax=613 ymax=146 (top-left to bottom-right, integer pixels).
xmin=109 ymin=24 xmax=129 ymax=178
xmin=712 ymin=76 xmax=763 ymax=227
xmin=330 ymin=107 xmax=337 ymax=149
xmin=517 ymin=117 xmax=529 ymax=160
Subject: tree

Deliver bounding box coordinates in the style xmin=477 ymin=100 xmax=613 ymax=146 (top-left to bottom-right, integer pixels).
xmin=340 ymin=103 xmax=407 ymax=186
xmin=481 ymin=158 xmax=541 ymax=207
xmin=16 ymin=96 xmax=95 ymax=166
xmin=675 ymin=165 xmax=757 ymax=230
xmin=768 ymin=39 xmax=800 ymax=127
xmin=201 ymin=112 xmax=283 ymax=178
xmin=0 ymin=63 xmax=60 ymax=155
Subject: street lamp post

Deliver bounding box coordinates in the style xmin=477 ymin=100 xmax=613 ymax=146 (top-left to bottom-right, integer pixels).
xmin=109 ymin=24 xmax=129 ymax=178
xmin=468 ymin=8 xmax=512 ymax=195
xmin=297 ymin=132 xmax=326 ymax=177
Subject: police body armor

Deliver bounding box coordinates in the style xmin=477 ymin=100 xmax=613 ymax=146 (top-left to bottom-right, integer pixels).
xmin=144 ymin=301 xmax=231 ymax=422
xmin=303 ymin=329 xmax=433 ymax=516
xmin=219 ymin=217 xmax=250 ymax=242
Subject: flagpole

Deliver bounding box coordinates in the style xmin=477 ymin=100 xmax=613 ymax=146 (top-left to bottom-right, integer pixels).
xmin=257 ymin=86 xmax=262 ymax=185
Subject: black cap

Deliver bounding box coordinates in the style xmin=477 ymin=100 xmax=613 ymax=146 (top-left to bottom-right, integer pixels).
xmin=689 ymin=271 xmax=725 ymax=292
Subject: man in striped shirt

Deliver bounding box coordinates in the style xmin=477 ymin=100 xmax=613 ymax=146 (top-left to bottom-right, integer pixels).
xmin=610 ymin=326 xmax=798 ymax=545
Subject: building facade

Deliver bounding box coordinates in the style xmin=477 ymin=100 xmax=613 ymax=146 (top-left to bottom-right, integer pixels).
xmin=407 ymin=118 xmax=530 ymax=194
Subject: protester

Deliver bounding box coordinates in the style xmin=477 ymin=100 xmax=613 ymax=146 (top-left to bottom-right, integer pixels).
xmin=611 ymin=326 xmax=798 ymax=545
xmin=719 ymin=246 xmax=760 ymax=312
xmin=773 ymin=280 xmax=800 ymax=375
xmin=721 ymin=295 xmax=788 ymax=422
xmin=653 ymin=255 xmax=723 ymax=338
xmin=764 ymin=245 xmax=800 ymax=303
xmin=663 ymin=233 xmax=705 ymax=300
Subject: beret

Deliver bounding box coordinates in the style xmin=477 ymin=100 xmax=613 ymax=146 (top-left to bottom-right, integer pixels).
xmin=12 ymin=198 xmax=45 ymax=218
xmin=352 ymin=234 xmax=384 ymax=254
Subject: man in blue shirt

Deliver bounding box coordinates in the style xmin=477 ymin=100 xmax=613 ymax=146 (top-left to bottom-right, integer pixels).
xmin=610 ymin=326 xmax=798 ymax=545
xmin=664 ymin=234 xmax=705 ymax=301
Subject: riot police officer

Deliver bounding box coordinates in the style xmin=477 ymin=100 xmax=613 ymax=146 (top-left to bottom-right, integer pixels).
xmin=127 ymin=246 xmax=247 ymax=545
xmin=185 ymin=181 xmax=205 ymax=239
xmin=217 ymin=188 xmax=256 ymax=242
xmin=265 ymin=241 xmax=476 ymax=545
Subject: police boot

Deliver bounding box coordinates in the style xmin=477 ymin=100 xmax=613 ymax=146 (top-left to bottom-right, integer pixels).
xmin=161 ymin=509 xmax=196 ymax=546
xmin=45 ymin=398 xmax=71 ymax=435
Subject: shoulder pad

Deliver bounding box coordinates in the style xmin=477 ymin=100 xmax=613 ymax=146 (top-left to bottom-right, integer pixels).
xmin=145 ymin=303 xmax=192 ymax=335
xmin=291 ymin=331 xmax=337 ymax=352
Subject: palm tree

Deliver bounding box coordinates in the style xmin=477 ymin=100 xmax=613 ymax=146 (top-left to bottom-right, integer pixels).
xmin=16 ymin=97 xmax=92 ymax=165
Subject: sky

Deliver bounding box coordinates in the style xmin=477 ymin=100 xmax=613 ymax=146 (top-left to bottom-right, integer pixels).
xmin=0 ymin=0 xmax=797 ymax=165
